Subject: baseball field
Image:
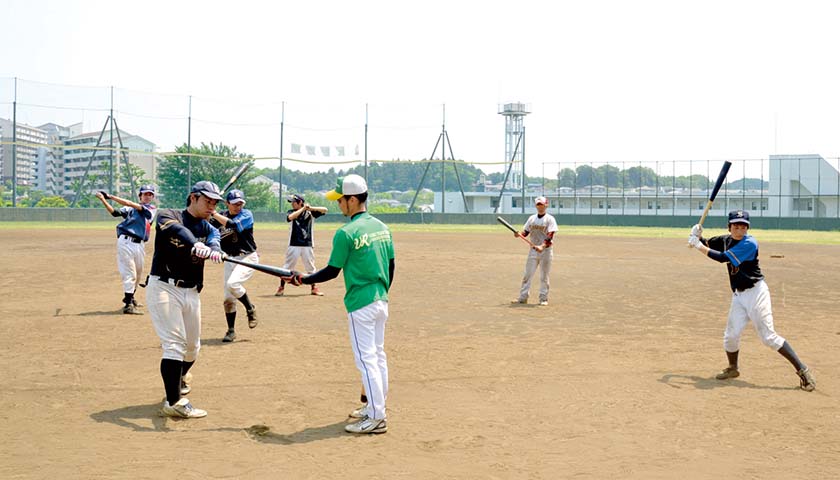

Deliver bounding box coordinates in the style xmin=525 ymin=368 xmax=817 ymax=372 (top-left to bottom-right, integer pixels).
xmin=1 ymin=223 xmax=838 ymax=479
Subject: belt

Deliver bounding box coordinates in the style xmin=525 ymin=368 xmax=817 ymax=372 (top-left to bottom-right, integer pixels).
xmin=152 ymin=275 xmax=199 ymax=289
xmin=120 ymin=234 xmax=142 ymax=244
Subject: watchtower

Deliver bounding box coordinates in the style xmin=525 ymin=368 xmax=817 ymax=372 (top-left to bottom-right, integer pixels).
xmin=498 ymin=102 xmax=531 ymax=190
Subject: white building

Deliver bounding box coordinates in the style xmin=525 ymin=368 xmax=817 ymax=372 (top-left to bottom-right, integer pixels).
xmin=61 ymin=129 xmax=156 ymax=197
xmin=0 ymin=118 xmax=49 ymax=187
xmin=33 ymin=122 xmax=82 ymax=195
xmin=435 ymin=155 xmax=840 ymax=218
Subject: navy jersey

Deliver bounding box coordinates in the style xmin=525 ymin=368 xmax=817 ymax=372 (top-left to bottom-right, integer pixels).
xmin=114 ymin=204 xmax=156 ymax=241
xmin=150 ymin=208 xmax=221 ymax=286
xmin=287 ymin=209 xmax=324 ymax=247
xmin=210 ymin=208 xmax=257 ymax=256
xmin=704 ymin=234 xmax=764 ymax=292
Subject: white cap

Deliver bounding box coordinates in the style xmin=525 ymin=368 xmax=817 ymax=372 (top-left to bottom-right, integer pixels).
xmin=535 ymin=196 xmax=548 ymax=205
xmin=325 ymin=174 xmax=368 ymax=200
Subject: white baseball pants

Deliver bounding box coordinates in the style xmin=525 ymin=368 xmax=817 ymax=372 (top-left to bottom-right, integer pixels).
xmin=146 ymin=276 xmax=202 ymax=362
xmin=724 ymin=280 xmax=786 ymax=353
xmin=348 ymin=300 xmax=389 ymax=421
xmin=223 ymin=251 xmax=259 ymax=310
xmin=282 ymin=246 xmax=317 ymax=274
xmin=117 ymin=236 xmax=146 ymax=294
xmin=518 ymin=247 xmax=553 ymax=302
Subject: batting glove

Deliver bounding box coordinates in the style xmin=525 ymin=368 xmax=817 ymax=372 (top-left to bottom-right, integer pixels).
xmin=690 ymin=224 xmax=703 ymax=238
xmin=98 ymin=190 xmax=110 ymax=200
xmin=209 ymin=250 xmax=223 ymax=264
xmin=191 ymin=242 xmax=211 ymax=259
xmin=687 ymin=234 xmax=701 ymax=248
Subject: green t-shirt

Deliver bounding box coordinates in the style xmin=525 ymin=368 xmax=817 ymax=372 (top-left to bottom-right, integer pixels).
xmin=327 ymin=212 xmax=395 ymax=312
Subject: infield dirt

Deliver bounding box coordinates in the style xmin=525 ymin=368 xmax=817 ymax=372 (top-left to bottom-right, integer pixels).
xmin=1 ymin=226 xmax=838 ymax=479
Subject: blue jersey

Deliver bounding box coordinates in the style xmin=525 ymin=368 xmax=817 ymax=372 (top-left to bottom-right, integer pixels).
xmin=705 ymin=234 xmax=764 ymax=292
xmin=210 ymin=208 xmax=257 ymax=256
xmin=114 ymin=203 xmax=156 ymax=241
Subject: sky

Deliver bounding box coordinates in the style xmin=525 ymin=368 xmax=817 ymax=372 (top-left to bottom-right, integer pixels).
xmin=2 ymin=0 xmax=840 ymax=180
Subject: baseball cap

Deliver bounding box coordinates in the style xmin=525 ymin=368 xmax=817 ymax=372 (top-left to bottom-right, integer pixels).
xmin=139 ymin=184 xmax=155 ymax=195
xmin=325 ymin=174 xmax=368 ymax=201
xmin=226 ymin=189 xmax=246 ymax=205
xmin=190 ymin=181 xmax=223 ymax=200
xmin=728 ymin=210 xmax=750 ymax=225
xmin=287 ymin=194 xmax=305 ymax=203
xmin=535 ymin=196 xmax=548 ymax=205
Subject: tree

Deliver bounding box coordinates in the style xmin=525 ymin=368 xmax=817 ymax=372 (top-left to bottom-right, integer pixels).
xmin=625 ymin=166 xmax=658 ymax=188
xmin=156 ymin=143 xmax=272 ymax=209
xmin=118 ymin=163 xmax=152 ymax=195
xmin=35 ymin=196 xmax=69 ymax=208
xmin=557 ymin=168 xmax=576 ymax=188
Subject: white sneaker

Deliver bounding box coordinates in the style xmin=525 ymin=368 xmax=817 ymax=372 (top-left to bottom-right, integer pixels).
xmin=162 ymin=398 xmax=207 ymax=418
xmin=511 ymin=298 xmax=527 ymax=304
xmin=180 ymin=372 xmax=192 ymax=396
xmin=539 ymin=300 xmax=548 ymax=306
xmin=348 ymin=404 xmax=368 ymax=419
xmin=344 ymin=416 xmax=387 ymax=434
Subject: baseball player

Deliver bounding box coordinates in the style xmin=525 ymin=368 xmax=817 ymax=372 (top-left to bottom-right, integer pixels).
xmin=210 ymin=189 xmax=259 ymax=343
xmin=95 ymin=185 xmax=157 ymax=315
xmin=284 ymin=174 xmax=395 ymax=434
xmin=511 ymin=196 xmax=558 ymax=306
xmin=275 ymin=193 xmax=328 ymax=297
xmin=146 ymin=180 xmax=224 ymax=419
xmin=688 ymin=210 xmax=815 ymax=391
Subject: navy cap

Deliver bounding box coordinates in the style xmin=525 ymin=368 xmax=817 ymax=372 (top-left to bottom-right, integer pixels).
xmin=287 ymin=194 xmax=304 ymax=203
xmin=190 ymin=181 xmax=223 ymax=200
xmin=728 ymin=210 xmax=750 ymax=225
xmin=139 ymin=184 xmax=155 ymax=194
xmin=226 ymin=189 xmax=246 ymax=204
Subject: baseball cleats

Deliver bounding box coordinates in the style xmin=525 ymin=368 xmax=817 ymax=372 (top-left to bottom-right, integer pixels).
xmin=180 ymin=372 xmax=192 ymax=396
xmin=344 ymin=416 xmax=387 ymax=434
xmin=274 ymin=286 xmax=285 ymax=296
xmin=161 ymin=398 xmax=207 ymax=419
xmin=539 ymin=300 xmax=549 ymax=306
xmin=510 ymin=298 xmax=527 ymax=304
xmin=122 ymin=304 xmax=142 ymax=315
xmin=131 ymin=298 xmax=144 ymax=308
xmin=715 ymin=366 xmax=740 ymax=380
xmin=797 ymin=367 xmax=816 ymax=392
xmin=223 ymin=329 xmax=237 ymax=343
xmin=247 ymin=306 xmax=258 ymax=329
xmin=349 ymin=405 xmax=368 ymax=419
xmin=311 ymin=286 xmax=324 ymax=296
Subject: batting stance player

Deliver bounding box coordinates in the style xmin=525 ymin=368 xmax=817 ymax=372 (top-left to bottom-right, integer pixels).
xmin=688 ymin=210 xmax=815 ymax=391
xmin=275 ymin=193 xmax=328 ymax=297
xmin=210 ymin=189 xmax=258 ymax=343
xmin=95 ymin=185 xmax=157 ymax=315
xmin=146 ymin=181 xmax=224 ymax=418
xmin=284 ymin=174 xmax=395 ymax=434
xmin=512 ymin=196 xmax=558 ymax=306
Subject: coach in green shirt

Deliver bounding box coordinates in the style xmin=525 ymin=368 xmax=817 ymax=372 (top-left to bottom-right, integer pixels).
xmin=285 ymin=174 xmax=395 ymax=434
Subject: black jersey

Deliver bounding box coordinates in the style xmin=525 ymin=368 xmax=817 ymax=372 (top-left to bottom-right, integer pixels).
xmin=210 ymin=208 xmax=257 ymax=256
xmin=705 ymin=234 xmax=764 ymax=292
xmin=150 ymin=208 xmax=221 ymax=287
xmin=287 ymin=209 xmax=324 ymax=247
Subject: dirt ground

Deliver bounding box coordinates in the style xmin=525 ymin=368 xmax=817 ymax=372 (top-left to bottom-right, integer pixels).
xmin=0 ymin=225 xmax=838 ymax=479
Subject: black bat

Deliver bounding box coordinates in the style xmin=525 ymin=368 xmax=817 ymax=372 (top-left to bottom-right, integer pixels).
xmin=698 ymin=161 xmax=732 ymax=226
xmin=222 ymin=255 xmax=293 ymax=278
xmin=221 ymin=162 xmax=252 ymax=194
xmin=496 ymin=216 xmax=536 ymax=248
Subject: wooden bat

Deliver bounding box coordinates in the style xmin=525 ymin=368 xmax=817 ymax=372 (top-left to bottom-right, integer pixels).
xmin=221 ymin=161 xmax=252 ymax=194
xmin=223 ymin=255 xmax=293 ymax=278
xmin=496 ymin=216 xmax=537 ymax=249
xmin=698 ymin=161 xmax=732 ymax=227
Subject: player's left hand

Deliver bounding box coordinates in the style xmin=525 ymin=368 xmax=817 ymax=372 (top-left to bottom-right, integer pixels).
xmin=687 ymin=234 xmax=701 ymax=248
xmin=209 ymin=251 xmax=223 ymax=264
xmin=533 ymin=245 xmax=544 ymax=253
xmin=690 ymin=224 xmax=703 ymax=237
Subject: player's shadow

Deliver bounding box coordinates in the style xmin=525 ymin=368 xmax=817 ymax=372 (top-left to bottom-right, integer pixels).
xmin=90 ymin=401 xmax=170 ymax=432
xmin=243 ymin=422 xmax=349 ymax=445
xmin=201 ymin=338 xmax=252 ymax=346
xmin=55 ymin=309 xmax=125 ymax=317
xmin=658 ymin=373 xmax=796 ymax=391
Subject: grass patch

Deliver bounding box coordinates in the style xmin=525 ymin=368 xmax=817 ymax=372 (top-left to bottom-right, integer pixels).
xmin=2 ymin=221 xmax=839 ymax=245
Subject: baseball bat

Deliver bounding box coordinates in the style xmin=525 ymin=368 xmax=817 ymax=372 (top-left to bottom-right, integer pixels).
xmin=222 ymin=255 xmax=294 ymax=278
xmin=496 ymin=216 xmax=537 ymax=249
xmin=221 ymin=161 xmax=252 ymax=194
xmin=697 ymin=161 xmax=732 ymax=227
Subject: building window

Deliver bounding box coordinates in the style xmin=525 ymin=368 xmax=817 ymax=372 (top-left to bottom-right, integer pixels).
xmin=512 ymin=198 xmax=519 ymax=208
xmin=490 ymin=197 xmax=499 ymax=208
xmin=647 ymin=201 xmax=654 ymax=210
xmin=558 ymin=201 xmax=565 ymax=208
xmin=698 ymin=202 xmax=704 ymax=210
xmin=598 ymin=200 xmax=604 ymax=209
